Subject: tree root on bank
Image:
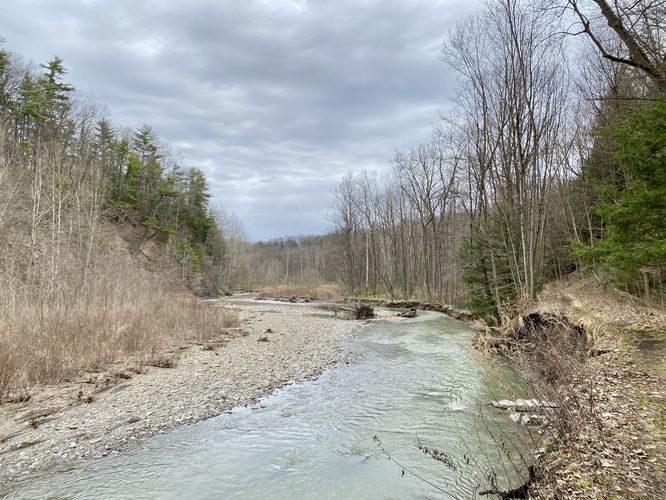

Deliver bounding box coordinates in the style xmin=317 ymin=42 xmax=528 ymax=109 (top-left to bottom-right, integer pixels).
xmin=354 ymin=305 xmax=375 ymax=319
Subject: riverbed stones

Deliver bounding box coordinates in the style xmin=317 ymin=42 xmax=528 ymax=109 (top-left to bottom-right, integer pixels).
xmin=0 ymin=299 xmax=394 ymax=486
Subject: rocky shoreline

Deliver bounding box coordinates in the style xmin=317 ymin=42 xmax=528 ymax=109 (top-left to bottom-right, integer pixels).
xmin=0 ymin=299 xmax=395 ymax=488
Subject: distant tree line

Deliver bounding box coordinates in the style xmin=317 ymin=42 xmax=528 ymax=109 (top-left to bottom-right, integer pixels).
xmin=244 ymin=0 xmax=665 ymax=323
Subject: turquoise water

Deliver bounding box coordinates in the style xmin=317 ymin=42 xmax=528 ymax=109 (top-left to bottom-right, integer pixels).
xmin=5 ymin=311 xmax=531 ymax=499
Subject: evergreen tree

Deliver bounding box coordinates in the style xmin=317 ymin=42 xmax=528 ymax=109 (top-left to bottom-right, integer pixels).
xmin=38 ymin=56 xmax=74 ymax=123
xmin=575 ymin=99 xmax=666 ymax=294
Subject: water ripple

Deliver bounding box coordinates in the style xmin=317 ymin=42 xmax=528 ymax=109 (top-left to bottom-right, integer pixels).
xmin=5 ymin=311 xmax=530 ymax=500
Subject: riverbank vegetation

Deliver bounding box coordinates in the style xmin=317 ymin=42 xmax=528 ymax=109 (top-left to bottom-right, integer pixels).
xmin=0 ymin=45 xmax=239 ymax=402
xmin=233 ymin=0 xmax=665 ymax=496
xmin=486 ymin=279 xmax=666 ymax=498
xmin=240 ymin=0 xmax=664 ymax=326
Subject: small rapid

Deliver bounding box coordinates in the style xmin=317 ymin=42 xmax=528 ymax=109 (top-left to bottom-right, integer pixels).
xmin=6 ymin=311 xmax=530 ymax=499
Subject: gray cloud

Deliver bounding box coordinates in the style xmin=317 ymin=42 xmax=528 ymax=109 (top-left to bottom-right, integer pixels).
xmin=1 ymin=0 xmax=477 ymax=240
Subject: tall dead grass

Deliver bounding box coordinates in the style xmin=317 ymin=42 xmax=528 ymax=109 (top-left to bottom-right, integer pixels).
xmin=473 ymin=304 xmax=618 ymax=497
xmin=0 ymin=227 xmax=239 ymax=404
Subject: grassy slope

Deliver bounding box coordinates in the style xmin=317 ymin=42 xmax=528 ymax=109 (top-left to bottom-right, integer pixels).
xmin=0 ymin=223 xmax=238 ymax=404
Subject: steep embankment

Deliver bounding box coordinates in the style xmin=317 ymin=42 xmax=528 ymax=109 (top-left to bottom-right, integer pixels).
xmin=482 ymin=278 xmax=666 ymax=498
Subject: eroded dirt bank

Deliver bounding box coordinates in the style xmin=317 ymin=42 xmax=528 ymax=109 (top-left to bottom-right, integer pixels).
xmin=480 ymin=279 xmax=666 ymax=499
xmin=0 ymin=299 xmax=392 ymax=485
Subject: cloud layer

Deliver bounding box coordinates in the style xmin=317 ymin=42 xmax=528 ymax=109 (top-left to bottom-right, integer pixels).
xmin=1 ymin=0 xmax=475 ymax=240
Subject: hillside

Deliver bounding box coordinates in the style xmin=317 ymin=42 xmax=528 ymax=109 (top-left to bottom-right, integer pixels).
xmin=0 ymin=47 xmax=237 ymax=403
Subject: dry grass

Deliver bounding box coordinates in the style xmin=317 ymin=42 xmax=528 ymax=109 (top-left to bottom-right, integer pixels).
xmin=537 ymin=276 xmax=666 ymax=334
xmin=473 ymin=277 xmax=666 ymax=498
xmin=462 ymin=313 xmax=610 ymax=498
xmin=0 ymin=289 xmax=239 ymax=404
xmin=0 ymin=225 xmax=239 ymax=404
xmin=257 ymin=282 xmax=343 ymax=300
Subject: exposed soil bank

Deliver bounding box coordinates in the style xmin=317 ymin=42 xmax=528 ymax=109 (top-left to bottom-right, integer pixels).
xmin=0 ymin=299 xmax=394 ymax=486
xmin=479 ymin=279 xmax=666 ymax=499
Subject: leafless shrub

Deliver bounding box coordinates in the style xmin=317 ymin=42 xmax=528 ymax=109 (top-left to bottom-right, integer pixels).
xmin=471 ymin=311 xmax=610 ymax=498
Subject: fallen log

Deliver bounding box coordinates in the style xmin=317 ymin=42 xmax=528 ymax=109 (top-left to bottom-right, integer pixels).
xmin=479 ymin=465 xmax=536 ymax=499
xmin=397 ymin=308 xmax=417 ymax=318
xmin=491 ymin=399 xmax=558 ymax=412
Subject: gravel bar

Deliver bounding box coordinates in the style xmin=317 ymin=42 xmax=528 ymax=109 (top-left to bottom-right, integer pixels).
xmin=0 ymin=299 xmax=394 ymax=485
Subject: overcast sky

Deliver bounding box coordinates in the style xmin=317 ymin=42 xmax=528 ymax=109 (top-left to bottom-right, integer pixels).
xmin=1 ymin=0 xmax=477 ymax=241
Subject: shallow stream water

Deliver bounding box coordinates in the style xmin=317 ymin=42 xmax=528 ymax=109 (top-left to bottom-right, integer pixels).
xmin=6 ymin=310 xmax=531 ymax=499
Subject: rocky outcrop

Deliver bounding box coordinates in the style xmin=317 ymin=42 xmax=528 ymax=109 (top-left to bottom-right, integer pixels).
xmin=509 ymin=412 xmax=547 ymax=426
xmin=491 ymin=399 xmax=554 ymax=427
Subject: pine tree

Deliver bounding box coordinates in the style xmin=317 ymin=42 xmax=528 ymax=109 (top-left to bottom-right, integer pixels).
xmin=575 ymin=99 xmax=666 ymax=294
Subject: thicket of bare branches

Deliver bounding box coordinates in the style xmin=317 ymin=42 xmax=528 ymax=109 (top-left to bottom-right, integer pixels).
xmin=243 ymin=0 xmax=664 ymax=321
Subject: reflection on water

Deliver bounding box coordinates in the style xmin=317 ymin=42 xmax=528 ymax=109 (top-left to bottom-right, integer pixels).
xmin=5 ymin=311 xmax=531 ymax=499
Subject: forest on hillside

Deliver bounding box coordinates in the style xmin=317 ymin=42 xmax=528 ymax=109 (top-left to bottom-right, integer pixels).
xmin=0 ymin=41 xmax=240 ymax=397
xmin=0 ymin=49 xmax=237 ymax=289
xmin=243 ymin=0 xmax=665 ymax=323
xmin=0 ymin=0 xmax=664 ymax=395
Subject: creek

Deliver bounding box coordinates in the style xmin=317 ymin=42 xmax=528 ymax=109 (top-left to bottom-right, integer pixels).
xmin=6 ymin=311 xmax=531 ymax=499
